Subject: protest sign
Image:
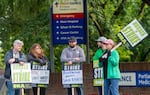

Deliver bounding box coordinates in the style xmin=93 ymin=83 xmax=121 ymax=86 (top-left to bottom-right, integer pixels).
xmin=117 ymin=19 xmax=148 ymax=48
xmin=11 ymin=63 xmax=31 ymax=84
xmin=62 ymin=62 xmax=83 ymax=86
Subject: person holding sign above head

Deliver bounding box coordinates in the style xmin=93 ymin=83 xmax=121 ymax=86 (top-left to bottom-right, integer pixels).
xmin=93 ymin=36 xmax=107 ymax=95
xmin=60 ymin=37 xmax=85 ymax=95
xmin=4 ymin=39 xmax=27 ymax=95
xmin=99 ymin=39 xmax=120 ymax=95
xmin=27 ymin=43 xmax=49 ymax=95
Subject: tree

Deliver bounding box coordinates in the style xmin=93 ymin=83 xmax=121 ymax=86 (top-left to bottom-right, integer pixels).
xmin=88 ymin=0 xmax=150 ymax=62
xmin=0 ymin=0 xmax=150 ymax=72
xmin=0 ymin=0 xmax=51 ymax=68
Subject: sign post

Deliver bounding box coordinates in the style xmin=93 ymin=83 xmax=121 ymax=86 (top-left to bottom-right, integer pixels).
xmin=21 ymin=88 xmax=24 ymax=95
xmin=52 ymin=0 xmax=87 ymax=44
xmin=72 ymin=88 xmax=75 ymax=95
xmin=37 ymin=87 xmax=40 ymax=95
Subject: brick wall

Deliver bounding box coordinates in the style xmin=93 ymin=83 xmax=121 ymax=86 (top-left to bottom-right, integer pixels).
xmin=44 ymin=64 xmax=98 ymax=95
xmin=1 ymin=62 xmax=150 ymax=95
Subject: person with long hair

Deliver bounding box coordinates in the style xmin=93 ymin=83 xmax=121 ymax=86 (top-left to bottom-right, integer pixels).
xmin=27 ymin=43 xmax=49 ymax=95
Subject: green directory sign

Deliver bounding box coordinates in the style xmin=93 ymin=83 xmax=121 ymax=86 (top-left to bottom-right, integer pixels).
xmin=117 ymin=19 xmax=148 ymax=48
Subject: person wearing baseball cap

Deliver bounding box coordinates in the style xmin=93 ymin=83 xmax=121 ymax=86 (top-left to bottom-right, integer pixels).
xmin=61 ymin=36 xmax=85 ymax=95
xmin=93 ymin=36 xmax=108 ymax=95
xmin=95 ymin=36 xmax=107 ymax=42
xmin=93 ymin=36 xmax=108 ymax=59
xmin=104 ymin=39 xmax=115 ymax=47
xmin=99 ymin=39 xmax=120 ymax=95
xmin=68 ymin=37 xmax=77 ymax=42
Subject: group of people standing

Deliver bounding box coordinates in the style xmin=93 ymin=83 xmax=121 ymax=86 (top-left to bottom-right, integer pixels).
xmin=4 ymin=36 xmax=120 ymax=95
xmin=93 ymin=36 xmax=120 ymax=95
xmin=4 ymin=40 xmax=49 ymax=95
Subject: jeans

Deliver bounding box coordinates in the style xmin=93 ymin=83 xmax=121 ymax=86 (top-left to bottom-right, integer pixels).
xmin=6 ymin=81 xmax=20 ymax=95
xmin=68 ymin=87 xmax=84 ymax=95
xmin=104 ymin=79 xmax=119 ymax=95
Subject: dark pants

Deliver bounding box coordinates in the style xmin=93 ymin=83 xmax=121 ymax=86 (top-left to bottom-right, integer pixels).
xmin=68 ymin=87 xmax=83 ymax=95
xmin=97 ymin=86 xmax=102 ymax=95
xmin=32 ymin=87 xmax=46 ymax=95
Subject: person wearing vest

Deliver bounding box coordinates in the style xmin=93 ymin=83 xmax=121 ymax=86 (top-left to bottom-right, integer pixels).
xmin=27 ymin=43 xmax=49 ymax=95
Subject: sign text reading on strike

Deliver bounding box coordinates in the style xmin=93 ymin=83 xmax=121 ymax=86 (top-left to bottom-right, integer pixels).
xmin=12 ymin=72 xmax=31 ymax=83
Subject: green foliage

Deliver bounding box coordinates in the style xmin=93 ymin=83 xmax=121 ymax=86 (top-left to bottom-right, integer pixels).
xmin=0 ymin=0 xmax=150 ymax=71
xmin=0 ymin=0 xmax=51 ymax=69
xmin=53 ymin=45 xmax=66 ymax=72
xmin=89 ymin=0 xmax=150 ymax=63
xmin=0 ymin=49 xmax=5 ymax=69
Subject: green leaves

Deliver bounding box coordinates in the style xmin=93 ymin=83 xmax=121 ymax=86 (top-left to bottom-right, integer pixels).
xmin=0 ymin=0 xmax=150 ymax=70
xmin=0 ymin=0 xmax=51 ymax=69
xmin=89 ymin=0 xmax=150 ymax=62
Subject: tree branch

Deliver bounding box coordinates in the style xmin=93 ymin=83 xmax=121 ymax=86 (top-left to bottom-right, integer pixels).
xmin=114 ymin=0 xmax=127 ymax=16
xmin=141 ymin=48 xmax=150 ymax=61
xmin=89 ymin=14 xmax=104 ymax=36
xmin=143 ymin=0 xmax=150 ymax=6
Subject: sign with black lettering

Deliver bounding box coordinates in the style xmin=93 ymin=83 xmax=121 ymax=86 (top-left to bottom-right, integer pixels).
xmin=31 ymin=64 xmax=50 ymax=84
xmin=120 ymin=71 xmax=150 ymax=87
xmin=119 ymin=72 xmax=136 ymax=86
xmin=62 ymin=70 xmax=83 ymax=84
xmin=31 ymin=70 xmax=50 ymax=84
xmin=62 ymin=62 xmax=83 ymax=86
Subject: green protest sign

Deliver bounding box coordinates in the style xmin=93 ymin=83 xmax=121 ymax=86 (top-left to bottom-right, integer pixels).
xmin=93 ymin=60 xmax=103 ymax=86
xmin=11 ymin=63 xmax=32 ymax=84
xmin=117 ymin=19 xmax=148 ymax=48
